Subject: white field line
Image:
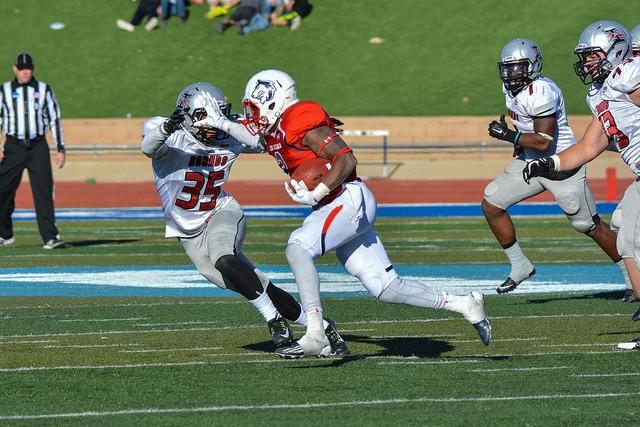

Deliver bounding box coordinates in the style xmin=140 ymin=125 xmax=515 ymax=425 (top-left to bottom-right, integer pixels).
xmin=470 ymin=366 xmax=571 ymax=373
xmin=376 ymin=360 xmax=481 ymax=365
xmin=1 ymin=301 xmax=243 ymax=311
xmin=132 ymin=321 xmax=220 ymax=327
xmin=0 ymin=312 xmax=630 ymax=340
xmin=572 ymin=373 xmax=640 ymax=377
xmin=44 ymin=344 xmax=142 ymax=349
xmin=0 ymin=340 xmax=58 ymax=345
xmin=538 ymin=343 xmax=617 ymax=348
xmin=119 ymin=346 xmax=222 ymax=353
xmin=368 ymin=334 xmax=462 ymax=339
xmin=3 ymin=392 xmax=640 ymax=420
xmin=57 ymin=317 xmax=147 ymax=323
xmin=449 ymin=337 xmax=545 ymax=344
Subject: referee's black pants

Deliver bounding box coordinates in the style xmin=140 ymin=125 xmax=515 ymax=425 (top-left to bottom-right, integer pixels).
xmin=0 ymin=137 xmax=59 ymax=243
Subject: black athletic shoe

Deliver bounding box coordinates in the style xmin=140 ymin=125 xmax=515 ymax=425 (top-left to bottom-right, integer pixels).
xmin=496 ymin=268 xmax=536 ymax=294
xmin=622 ymin=288 xmax=638 ymax=303
xmin=267 ymin=316 xmax=294 ymax=347
xmin=632 ymin=306 xmax=640 ymax=322
xmin=324 ymin=318 xmax=349 ymax=356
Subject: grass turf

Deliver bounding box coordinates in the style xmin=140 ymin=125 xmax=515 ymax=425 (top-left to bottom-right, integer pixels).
xmin=0 ymin=0 xmax=637 ymax=117
xmin=1 ymin=217 xmax=639 ymax=425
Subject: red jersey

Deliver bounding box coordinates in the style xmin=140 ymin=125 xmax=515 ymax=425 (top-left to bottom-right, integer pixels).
xmin=264 ymin=101 xmax=357 ymax=180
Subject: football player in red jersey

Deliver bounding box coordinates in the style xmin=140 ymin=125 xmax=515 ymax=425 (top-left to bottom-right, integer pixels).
xmin=194 ymin=70 xmax=492 ymax=358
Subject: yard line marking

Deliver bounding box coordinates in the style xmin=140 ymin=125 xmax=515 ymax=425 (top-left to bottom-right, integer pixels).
xmin=119 ymin=346 xmax=222 ymax=353
xmin=341 ymin=313 xmax=629 ymax=326
xmin=377 ymin=360 xmax=481 ymax=365
xmin=0 ymin=361 xmax=211 ymax=372
xmin=470 ymin=366 xmax=571 ymax=373
xmin=450 ymin=337 xmax=545 ymax=344
xmin=44 ymin=344 xmax=142 ymax=349
xmin=0 ymin=325 xmax=266 ymax=339
xmin=3 ymin=392 xmax=640 ymax=420
xmin=368 ymin=334 xmax=462 ymax=339
xmin=132 ymin=321 xmax=220 ymax=327
xmin=0 ymin=340 xmax=58 ymax=345
xmin=538 ymin=343 xmax=617 ymax=348
xmin=0 ymin=301 xmax=243 ymax=311
xmin=466 ymin=350 xmax=622 ymax=357
xmin=572 ymin=373 xmax=640 ymax=377
xmin=57 ymin=317 xmax=147 ymax=323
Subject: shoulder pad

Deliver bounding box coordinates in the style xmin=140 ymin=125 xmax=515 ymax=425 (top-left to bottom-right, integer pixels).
xmin=607 ymin=58 xmax=640 ymax=94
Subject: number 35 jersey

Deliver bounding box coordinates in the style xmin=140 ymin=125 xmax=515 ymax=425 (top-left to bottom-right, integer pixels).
xmin=586 ymin=57 xmax=640 ymax=175
xmin=503 ymin=76 xmax=577 ymax=160
xmin=143 ymin=116 xmax=243 ymax=238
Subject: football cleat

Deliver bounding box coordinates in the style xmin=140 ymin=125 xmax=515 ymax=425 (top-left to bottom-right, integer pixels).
xmin=0 ymin=236 xmax=15 ymax=246
xmin=275 ymin=332 xmax=330 ymax=359
xmin=622 ymin=288 xmax=638 ymax=303
xmin=632 ymin=306 xmax=640 ymax=322
xmin=267 ymin=316 xmax=294 ymax=347
xmin=462 ymin=291 xmax=492 ymax=345
xmin=43 ymin=238 xmax=65 ymax=250
xmin=617 ymin=337 xmax=640 ymax=350
xmin=324 ymin=318 xmax=349 ymax=356
xmin=496 ymin=268 xmax=536 ymax=294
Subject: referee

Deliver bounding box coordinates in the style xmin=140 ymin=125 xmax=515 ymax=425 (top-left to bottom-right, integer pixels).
xmin=0 ymin=53 xmax=65 ymax=249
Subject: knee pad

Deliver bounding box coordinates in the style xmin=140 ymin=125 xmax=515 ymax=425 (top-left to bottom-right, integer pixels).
xmin=357 ymin=267 xmax=393 ymax=299
xmin=285 ymin=242 xmax=313 ymax=265
xmin=573 ymin=213 xmax=599 ymax=234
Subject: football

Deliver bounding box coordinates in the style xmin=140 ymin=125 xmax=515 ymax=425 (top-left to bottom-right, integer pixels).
xmin=291 ymin=157 xmax=333 ymax=190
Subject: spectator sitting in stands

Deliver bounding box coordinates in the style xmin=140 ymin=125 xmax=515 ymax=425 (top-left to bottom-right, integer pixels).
xmin=215 ymin=0 xmax=262 ymax=35
xmin=269 ymin=0 xmax=311 ymax=30
xmin=160 ymin=0 xmax=190 ymax=26
xmin=116 ymin=0 xmax=161 ymax=32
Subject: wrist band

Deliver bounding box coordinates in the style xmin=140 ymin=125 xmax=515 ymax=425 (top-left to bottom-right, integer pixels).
xmin=317 ymin=134 xmax=338 ymax=156
xmin=313 ymin=182 xmax=331 ymax=201
xmin=513 ymin=131 xmax=521 ymax=145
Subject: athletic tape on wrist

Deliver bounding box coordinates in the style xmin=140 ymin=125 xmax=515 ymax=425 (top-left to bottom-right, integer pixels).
xmin=313 ymin=182 xmax=331 ymax=201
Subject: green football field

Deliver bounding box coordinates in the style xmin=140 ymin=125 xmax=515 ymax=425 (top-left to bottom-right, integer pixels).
xmin=1 ymin=217 xmax=639 ymax=425
xmin=0 ymin=0 xmax=637 ymax=118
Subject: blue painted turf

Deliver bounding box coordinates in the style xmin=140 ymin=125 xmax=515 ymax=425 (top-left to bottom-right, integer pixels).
xmin=0 ymin=264 xmax=625 ymax=297
xmin=11 ymin=202 xmax=620 ymax=221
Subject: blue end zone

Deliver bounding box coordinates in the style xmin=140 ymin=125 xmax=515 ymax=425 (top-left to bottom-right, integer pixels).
xmin=12 ymin=202 xmax=619 ymax=221
xmin=0 ymin=264 xmax=625 ymax=297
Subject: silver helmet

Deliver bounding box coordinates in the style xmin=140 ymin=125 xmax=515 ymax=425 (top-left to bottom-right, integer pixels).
xmin=176 ymin=82 xmax=231 ymax=146
xmin=574 ymin=20 xmax=631 ymax=85
xmin=631 ymin=24 xmax=640 ymax=56
xmin=498 ymin=39 xmax=543 ymax=96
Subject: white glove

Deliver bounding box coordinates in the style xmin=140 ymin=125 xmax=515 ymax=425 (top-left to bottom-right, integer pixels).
xmin=193 ymin=91 xmax=231 ymax=132
xmin=285 ymin=179 xmax=319 ymax=206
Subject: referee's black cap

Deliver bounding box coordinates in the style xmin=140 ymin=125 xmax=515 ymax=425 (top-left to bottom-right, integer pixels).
xmin=15 ymin=53 xmax=34 ymax=70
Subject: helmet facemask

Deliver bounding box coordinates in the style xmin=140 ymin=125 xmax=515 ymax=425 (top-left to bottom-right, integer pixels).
xmin=242 ymin=70 xmax=299 ymax=136
xmin=574 ymin=48 xmax=613 ymax=85
xmin=241 ymin=98 xmax=272 ymax=136
xmin=499 ymin=59 xmax=534 ymax=96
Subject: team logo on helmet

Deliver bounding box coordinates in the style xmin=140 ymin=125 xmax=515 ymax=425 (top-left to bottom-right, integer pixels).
xmin=178 ymin=92 xmax=193 ymax=110
xmin=604 ymin=28 xmax=626 ymax=42
xmin=250 ymin=80 xmax=276 ymax=104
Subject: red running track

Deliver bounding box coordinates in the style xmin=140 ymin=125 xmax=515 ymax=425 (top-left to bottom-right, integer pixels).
xmin=13 ymin=178 xmax=634 ymax=208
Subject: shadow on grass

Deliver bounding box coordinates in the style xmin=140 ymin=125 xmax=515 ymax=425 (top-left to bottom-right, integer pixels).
xmin=243 ymin=334 xmax=510 ymax=368
xmin=525 ymin=290 xmax=626 ymax=304
xmin=65 ymin=239 xmax=140 ymax=248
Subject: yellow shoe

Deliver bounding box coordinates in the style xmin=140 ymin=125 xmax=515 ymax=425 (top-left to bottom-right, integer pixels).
xmin=206 ymin=6 xmax=229 ymax=20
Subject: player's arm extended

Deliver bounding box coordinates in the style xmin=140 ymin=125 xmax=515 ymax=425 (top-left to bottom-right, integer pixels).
xmin=301 ymin=126 xmax=357 ymax=191
xmin=552 ymin=116 xmax=608 ymax=171
xmin=517 ymin=115 xmax=557 ymax=152
xmin=141 ymin=118 xmax=171 ymax=159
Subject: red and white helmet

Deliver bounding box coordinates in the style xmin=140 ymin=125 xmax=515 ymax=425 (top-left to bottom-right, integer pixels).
xmin=242 ymin=69 xmax=299 ymax=135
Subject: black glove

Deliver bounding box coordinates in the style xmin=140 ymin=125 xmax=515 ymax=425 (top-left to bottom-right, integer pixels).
xmin=522 ymin=157 xmax=556 ymax=184
xmin=162 ymin=109 xmax=186 ymax=135
xmin=331 ymin=117 xmax=344 ymax=133
xmin=489 ymin=114 xmax=521 ymax=144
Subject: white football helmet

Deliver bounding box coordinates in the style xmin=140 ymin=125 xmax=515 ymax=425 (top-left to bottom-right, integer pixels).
xmin=242 ymin=69 xmax=299 ymax=135
xmin=631 ymin=24 xmax=640 ymax=56
xmin=176 ymin=82 xmax=231 ymax=146
xmin=574 ymin=20 xmax=631 ymax=85
xmin=498 ymin=38 xmax=543 ymax=96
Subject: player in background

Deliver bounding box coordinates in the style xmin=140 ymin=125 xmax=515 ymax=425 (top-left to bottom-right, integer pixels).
xmin=631 ymin=25 xmax=640 ymax=56
xmin=522 ymin=21 xmax=640 ymax=348
xmin=193 ymin=70 xmax=492 ymax=359
xmin=141 ymin=82 xmax=347 ymax=354
xmin=484 ymin=39 xmax=630 ymax=296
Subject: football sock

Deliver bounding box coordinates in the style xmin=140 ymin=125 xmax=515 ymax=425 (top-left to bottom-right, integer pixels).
xmin=265 ymin=282 xmax=305 ymax=323
xmin=441 ymin=292 xmax=471 ymax=315
xmin=249 ymin=291 xmax=280 ymax=322
xmin=617 ymin=259 xmax=632 ymax=290
xmin=377 ymin=277 xmax=445 ymax=309
xmin=503 ymin=241 xmax=534 ymax=283
xmin=285 ymin=242 xmax=322 ymax=313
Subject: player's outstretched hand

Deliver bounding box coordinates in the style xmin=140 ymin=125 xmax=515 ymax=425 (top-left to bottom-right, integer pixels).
xmin=163 ymin=108 xmax=186 ymax=134
xmin=194 ymin=91 xmax=229 ymax=132
xmin=285 ymin=179 xmax=318 ymax=206
xmin=488 ymin=114 xmax=520 ymax=144
xmin=523 ymin=157 xmax=556 ymax=184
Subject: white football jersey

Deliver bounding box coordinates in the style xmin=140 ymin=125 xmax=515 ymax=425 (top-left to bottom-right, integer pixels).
xmin=586 ymin=57 xmax=640 ymax=175
xmin=143 ymin=117 xmax=244 ymax=238
xmin=503 ymin=76 xmax=577 ymax=160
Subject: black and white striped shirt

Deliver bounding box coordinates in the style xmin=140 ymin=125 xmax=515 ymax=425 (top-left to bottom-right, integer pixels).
xmin=0 ymin=78 xmax=64 ymax=152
